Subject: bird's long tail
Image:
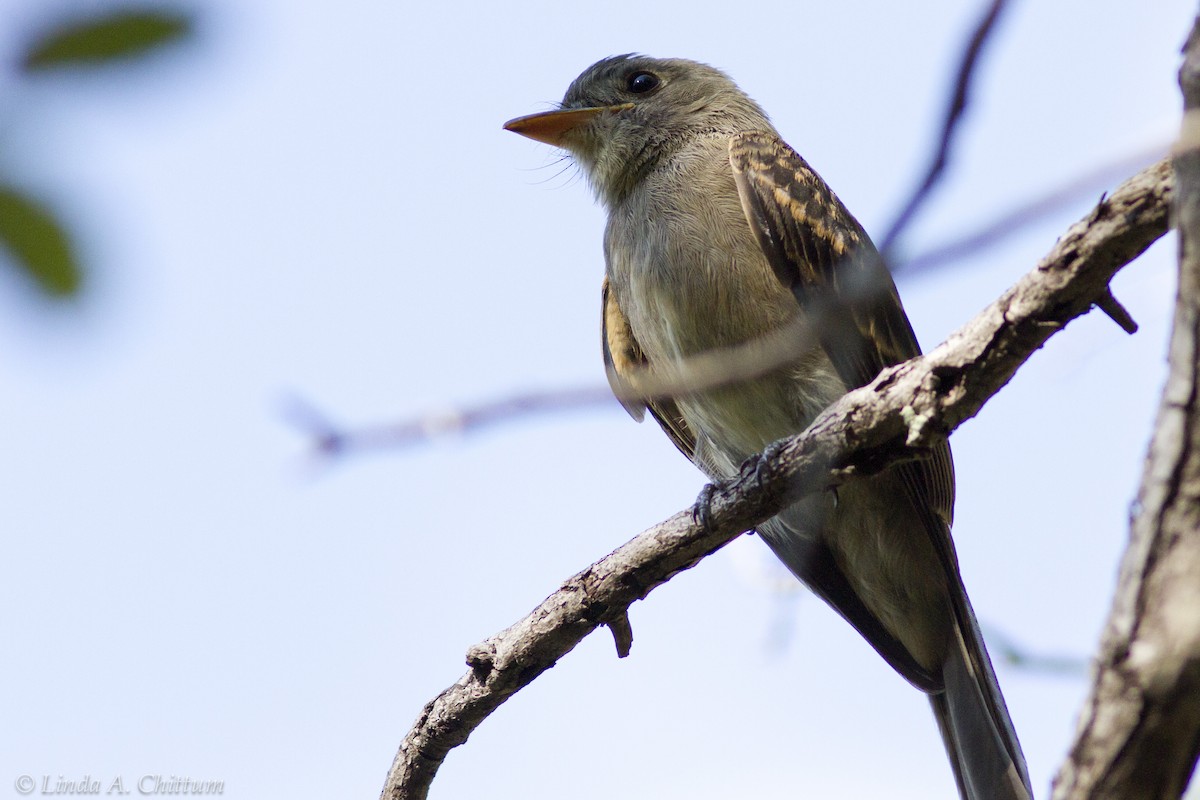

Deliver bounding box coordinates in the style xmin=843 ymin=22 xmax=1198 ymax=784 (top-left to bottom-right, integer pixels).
xmin=931 ymin=596 xmax=1032 ymax=800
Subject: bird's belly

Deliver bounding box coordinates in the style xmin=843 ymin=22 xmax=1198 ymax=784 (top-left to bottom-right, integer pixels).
xmin=622 ymin=265 xmax=949 ymax=667
xmin=683 ymin=377 xmax=805 ymax=476
xmin=622 ymin=268 xmax=846 ymax=476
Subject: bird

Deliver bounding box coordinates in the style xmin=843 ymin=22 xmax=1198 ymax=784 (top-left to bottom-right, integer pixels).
xmin=503 ymin=54 xmax=1031 ymax=800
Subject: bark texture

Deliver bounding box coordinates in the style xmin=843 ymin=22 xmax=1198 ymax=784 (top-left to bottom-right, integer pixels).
xmin=1051 ymin=21 xmax=1200 ymax=800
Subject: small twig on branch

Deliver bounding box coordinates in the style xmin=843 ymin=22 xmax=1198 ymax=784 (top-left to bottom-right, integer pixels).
xmin=1093 ymin=287 xmax=1139 ymax=334
xmin=380 ymin=160 xmax=1172 ymax=800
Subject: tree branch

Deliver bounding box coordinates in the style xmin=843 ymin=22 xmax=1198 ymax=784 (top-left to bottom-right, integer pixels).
xmin=380 ymin=159 xmax=1172 ymax=800
xmin=1050 ymin=23 xmax=1200 ymax=800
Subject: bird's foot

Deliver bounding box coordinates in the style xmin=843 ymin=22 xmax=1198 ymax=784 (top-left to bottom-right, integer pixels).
xmin=744 ymin=440 xmax=788 ymax=489
xmin=737 ymin=452 xmax=765 ymax=483
xmin=692 ymin=483 xmax=717 ymax=532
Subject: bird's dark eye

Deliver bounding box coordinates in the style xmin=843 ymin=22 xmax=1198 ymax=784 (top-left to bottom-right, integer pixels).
xmin=626 ymin=71 xmax=660 ymax=94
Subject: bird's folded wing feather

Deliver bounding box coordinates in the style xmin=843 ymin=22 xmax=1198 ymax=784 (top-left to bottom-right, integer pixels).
xmin=728 ymin=130 xmax=956 ymax=526
xmin=602 ymin=277 xmax=698 ymax=461
xmin=729 ymin=129 xmax=974 ymax=664
xmin=728 ymin=131 xmax=920 ymax=390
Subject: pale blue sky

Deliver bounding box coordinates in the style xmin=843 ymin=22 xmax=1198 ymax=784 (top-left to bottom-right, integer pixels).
xmin=1 ymin=1 xmax=1193 ymax=798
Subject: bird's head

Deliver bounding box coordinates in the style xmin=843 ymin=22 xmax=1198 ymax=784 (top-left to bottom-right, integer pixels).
xmin=504 ymin=55 xmax=770 ymax=205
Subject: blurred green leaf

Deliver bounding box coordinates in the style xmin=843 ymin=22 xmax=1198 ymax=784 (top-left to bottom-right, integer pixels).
xmin=20 ymin=9 xmax=192 ymax=71
xmin=0 ymin=188 xmax=81 ymax=297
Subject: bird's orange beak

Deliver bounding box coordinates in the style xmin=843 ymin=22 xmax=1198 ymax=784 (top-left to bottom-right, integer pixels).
xmin=503 ymin=104 xmax=633 ymax=146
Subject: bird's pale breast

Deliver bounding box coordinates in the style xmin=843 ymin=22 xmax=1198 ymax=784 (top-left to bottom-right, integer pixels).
xmin=604 ymin=135 xmax=845 ymax=471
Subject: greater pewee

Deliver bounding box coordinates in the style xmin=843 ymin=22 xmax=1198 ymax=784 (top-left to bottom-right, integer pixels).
xmin=505 ymin=55 xmax=1031 ymax=800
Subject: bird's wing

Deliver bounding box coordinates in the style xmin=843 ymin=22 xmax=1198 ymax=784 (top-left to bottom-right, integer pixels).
xmin=730 ymin=130 xmax=972 ymax=690
xmin=728 ymin=132 xmax=918 ymax=391
xmin=602 ymin=276 xmax=698 ymax=461
xmin=728 ymin=130 xmax=955 ymax=527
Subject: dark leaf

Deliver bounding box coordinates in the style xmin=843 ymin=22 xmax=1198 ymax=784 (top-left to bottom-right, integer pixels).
xmin=21 ymin=9 xmax=192 ymax=71
xmin=0 ymin=188 xmax=81 ymax=297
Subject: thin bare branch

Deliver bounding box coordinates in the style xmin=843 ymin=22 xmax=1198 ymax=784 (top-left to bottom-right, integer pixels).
xmin=288 ymin=387 xmax=615 ymax=456
xmin=980 ymin=624 xmax=1088 ymax=677
xmin=898 ymin=143 xmax=1168 ymax=275
xmin=878 ymin=0 xmax=1010 ymax=257
xmin=380 ymin=160 xmax=1172 ymax=800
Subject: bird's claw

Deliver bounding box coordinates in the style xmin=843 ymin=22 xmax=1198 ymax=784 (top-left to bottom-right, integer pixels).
xmin=738 ymin=452 xmax=762 ymax=479
xmin=692 ymin=483 xmax=717 ymax=532
xmin=746 ymin=440 xmax=787 ymax=488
